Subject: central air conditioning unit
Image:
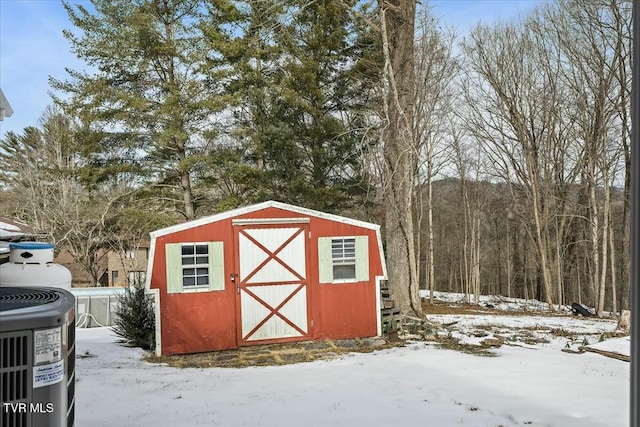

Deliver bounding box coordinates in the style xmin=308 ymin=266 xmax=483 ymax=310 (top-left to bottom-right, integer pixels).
xmin=0 ymin=287 xmax=75 ymax=427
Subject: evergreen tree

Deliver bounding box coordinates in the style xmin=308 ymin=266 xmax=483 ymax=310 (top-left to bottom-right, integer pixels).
xmin=206 ymin=0 xmax=379 ymax=213
xmin=51 ymin=0 xmax=234 ymax=219
xmin=112 ymin=279 xmax=155 ymax=350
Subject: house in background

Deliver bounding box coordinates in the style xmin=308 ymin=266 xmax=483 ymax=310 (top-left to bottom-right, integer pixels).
xmin=0 ymin=88 xmax=13 ymax=121
xmin=0 ymin=215 xmax=149 ymax=286
xmin=146 ymin=200 xmax=387 ymax=356
xmin=54 ymin=249 xmax=101 ymax=287
xmin=106 ymin=243 xmax=150 ymax=286
xmin=55 ymin=243 xmax=150 ymax=287
xmin=0 ymin=216 xmax=43 ymax=263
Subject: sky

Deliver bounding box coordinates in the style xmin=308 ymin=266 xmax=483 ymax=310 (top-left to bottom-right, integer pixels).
xmin=73 ymin=309 xmax=628 ymax=427
xmin=0 ymin=0 xmax=547 ymax=138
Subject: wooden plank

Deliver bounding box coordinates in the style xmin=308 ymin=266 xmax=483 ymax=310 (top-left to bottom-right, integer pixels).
xmin=578 ymin=346 xmax=630 ymax=362
xmin=381 ymin=308 xmax=401 ymax=317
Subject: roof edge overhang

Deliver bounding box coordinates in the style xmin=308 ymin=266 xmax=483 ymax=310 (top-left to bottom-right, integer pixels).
xmin=149 ymin=200 xmax=381 ymax=239
xmin=144 ymin=201 xmax=388 ymax=291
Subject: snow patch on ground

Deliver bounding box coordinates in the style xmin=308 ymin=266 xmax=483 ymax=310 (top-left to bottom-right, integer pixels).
xmin=75 ymin=326 xmax=629 ymax=427
xmin=420 ymin=290 xmax=582 ymax=313
xmin=585 ymin=336 xmax=631 ymax=358
xmin=421 ymin=292 xmax=627 ymax=357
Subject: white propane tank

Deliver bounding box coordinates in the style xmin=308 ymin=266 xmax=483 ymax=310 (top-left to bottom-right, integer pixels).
xmin=0 ymin=242 xmax=72 ymax=290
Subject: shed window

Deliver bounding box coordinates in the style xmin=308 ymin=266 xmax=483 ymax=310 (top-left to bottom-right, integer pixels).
xmin=332 ymin=238 xmax=356 ymax=280
xmin=181 ymin=244 xmax=210 ymax=288
xmin=166 ymin=242 xmax=225 ymax=293
xmin=318 ymin=236 xmax=369 ymax=283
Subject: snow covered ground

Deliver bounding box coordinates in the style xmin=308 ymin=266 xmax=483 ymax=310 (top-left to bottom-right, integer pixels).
xmin=421 ymin=290 xmax=579 ymax=313
xmin=425 ymin=312 xmax=625 ymax=350
xmin=75 ymin=324 xmax=629 ymax=426
xmin=420 ymin=290 xmax=630 ymax=358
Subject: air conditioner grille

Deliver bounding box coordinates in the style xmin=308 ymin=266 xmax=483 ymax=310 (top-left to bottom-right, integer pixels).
xmin=0 ymin=331 xmax=31 ymax=427
xmin=0 ymin=288 xmax=60 ymax=312
xmin=0 ymin=287 xmax=74 ymax=427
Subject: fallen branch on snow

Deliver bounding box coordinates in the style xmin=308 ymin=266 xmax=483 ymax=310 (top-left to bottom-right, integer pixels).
xmin=578 ymin=346 xmax=630 ymax=362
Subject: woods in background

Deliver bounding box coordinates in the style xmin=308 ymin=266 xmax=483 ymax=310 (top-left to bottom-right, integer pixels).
xmin=0 ymin=0 xmax=631 ymax=315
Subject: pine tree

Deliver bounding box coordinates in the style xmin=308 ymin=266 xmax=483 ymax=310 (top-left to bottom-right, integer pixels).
xmin=206 ymin=0 xmax=379 ymax=213
xmin=112 ymin=280 xmax=155 ymax=350
xmin=51 ymin=0 xmax=234 ymax=219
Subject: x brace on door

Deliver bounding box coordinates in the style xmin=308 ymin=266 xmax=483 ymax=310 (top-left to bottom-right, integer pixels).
xmin=241 ymin=284 xmax=306 ymax=340
xmin=239 ymin=228 xmax=306 ymax=284
xmin=237 ymin=225 xmax=309 ymax=343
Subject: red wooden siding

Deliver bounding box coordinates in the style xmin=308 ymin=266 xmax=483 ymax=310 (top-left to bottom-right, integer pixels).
xmin=149 ymin=205 xmax=385 ymax=355
xmin=150 ymin=220 xmax=237 ymax=355
xmin=306 ymin=215 xmax=381 ymax=340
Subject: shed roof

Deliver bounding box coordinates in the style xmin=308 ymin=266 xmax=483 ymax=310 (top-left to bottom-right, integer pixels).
xmin=146 ymin=201 xmax=387 ymax=290
xmin=150 ymin=200 xmax=381 ymax=238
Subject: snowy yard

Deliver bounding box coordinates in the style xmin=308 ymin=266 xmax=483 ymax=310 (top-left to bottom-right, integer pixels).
xmin=75 ymin=316 xmax=629 ymax=427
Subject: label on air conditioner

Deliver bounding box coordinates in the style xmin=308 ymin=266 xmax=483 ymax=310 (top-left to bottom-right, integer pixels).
xmin=34 ymin=327 xmax=62 ymax=365
xmin=33 ymin=360 xmax=65 ymax=388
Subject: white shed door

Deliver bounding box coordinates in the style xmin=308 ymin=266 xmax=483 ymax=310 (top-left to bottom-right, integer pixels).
xmin=235 ymin=225 xmax=309 ymax=344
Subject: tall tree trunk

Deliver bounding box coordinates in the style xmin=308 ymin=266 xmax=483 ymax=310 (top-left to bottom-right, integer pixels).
xmin=621 ymin=157 xmax=631 ymax=310
xmin=608 ymin=198 xmax=618 ymax=315
xmin=597 ymin=178 xmax=611 ymax=317
xmin=174 ymin=121 xmax=195 ymax=220
xmin=380 ymin=0 xmax=421 ymax=317
xmin=611 ymin=0 xmax=631 ymax=312
xmin=427 ymin=176 xmax=436 ymax=305
xmin=589 ymin=178 xmax=600 ymax=309
xmin=530 ymin=174 xmax=555 ymax=308
xmin=462 ymin=178 xmax=470 ymax=303
xmin=523 ymin=249 xmax=529 ymax=302
xmin=473 ymin=212 xmax=481 ymax=302
xmin=180 ymin=168 xmax=195 ymax=220
xmin=577 ymin=263 xmax=582 ymax=304
xmin=506 ymin=213 xmax=513 ymax=298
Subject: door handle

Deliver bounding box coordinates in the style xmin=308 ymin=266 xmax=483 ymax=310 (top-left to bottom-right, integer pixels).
xmin=230 ymin=273 xmax=239 ymax=294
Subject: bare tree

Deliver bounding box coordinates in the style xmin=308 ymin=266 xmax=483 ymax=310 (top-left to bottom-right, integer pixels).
xmin=413 ymin=7 xmax=459 ymax=304
xmin=448 ymin=123 xmax=484 ymax=304
xmin=461 ymin=19 xmax=566 ymax=308
xmin=610 ymin=0 xmax=632 ymax=312
xmin=547 ymin=0 xmax=627 ymax=315
xmin=380 ymin=0 xmax=421 ymax=316
xmin=0 ymin=107 xmax=139 ymax=286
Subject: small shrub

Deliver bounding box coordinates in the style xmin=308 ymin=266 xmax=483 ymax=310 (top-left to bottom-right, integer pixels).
xmin=405 ymin=322 xmax=421 ymax=334
xmin=112 ymin=280 xmax=155 ymax=350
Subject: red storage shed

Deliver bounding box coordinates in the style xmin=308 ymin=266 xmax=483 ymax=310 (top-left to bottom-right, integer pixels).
xmin=146 ymin=201 xmax=388 ymax=356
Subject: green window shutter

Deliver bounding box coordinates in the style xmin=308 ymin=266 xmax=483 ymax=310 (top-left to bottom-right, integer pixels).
xmin=318 ymin=237 xmax=333 ymax=283
xmin=208 ymin=242 xmax=225 ymax=291
xmin=165 ymin=243 xmax=183 ymax=294
xmin=355 ymin=236 xmax=369 ymax=282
